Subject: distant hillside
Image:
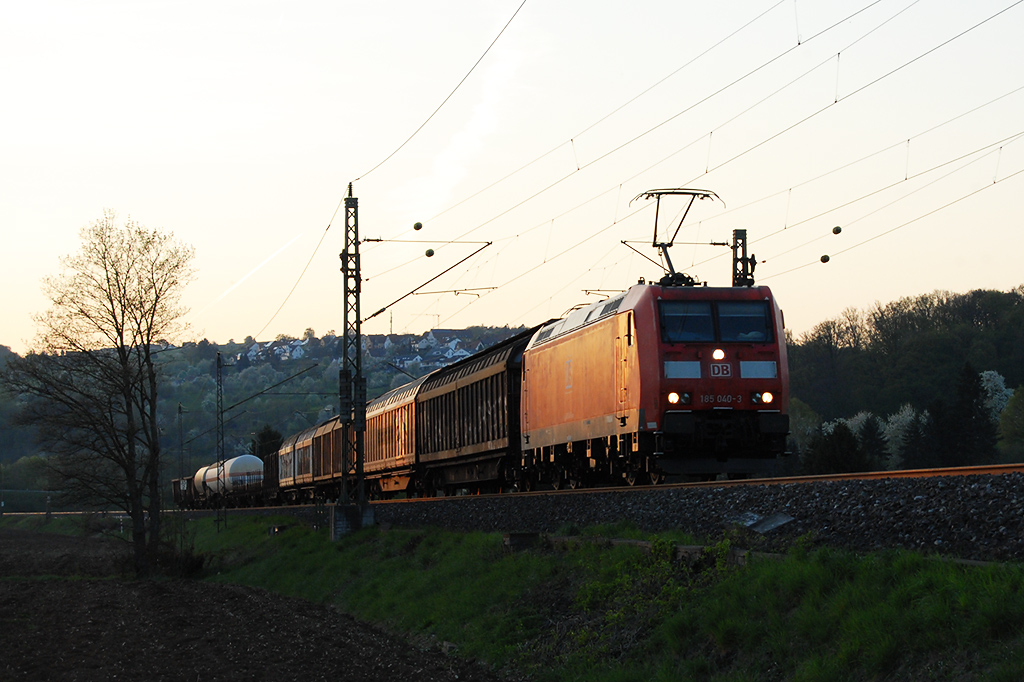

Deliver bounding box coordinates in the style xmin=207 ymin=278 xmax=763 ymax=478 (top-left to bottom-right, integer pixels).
xmin=0 ymin=326 xmax=529 ymax=472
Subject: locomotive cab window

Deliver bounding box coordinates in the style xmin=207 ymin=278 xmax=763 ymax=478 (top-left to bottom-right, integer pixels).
xmin=660 ymin=301 xmax=714 ymax=342
xmin=659 ymin=300 xmax=773 ymax=343
xmin=717 ymin=301 xmax=773 ymax=342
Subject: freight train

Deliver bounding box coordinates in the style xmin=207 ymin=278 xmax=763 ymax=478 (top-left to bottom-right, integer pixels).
xmin=173 ymin=191 xmax=790 ymax=508
xmin=173 ymin=278 xmax=789 ymax=507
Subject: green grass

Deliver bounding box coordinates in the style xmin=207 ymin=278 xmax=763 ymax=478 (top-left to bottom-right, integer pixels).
xmin=657 ymin=548 xmax=1024 ymax=681
xmin=12 ymin=512 xmax=1024 ymax=680
xmin=0 ymin=512 xmax=107 ymax=536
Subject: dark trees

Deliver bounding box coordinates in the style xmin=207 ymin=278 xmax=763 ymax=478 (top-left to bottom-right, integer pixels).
xmin=902 ymin=363 xmax=998 ymax=469
xmin=790 ymin=288 xmax=1024 ymax=421
xmin=801 ymin=422 xmax=878 ymax=475
xmin=999 ymin=388 xmax=1024 ymax=459
xmin=249 ymin=425 xmax=284 ymax=460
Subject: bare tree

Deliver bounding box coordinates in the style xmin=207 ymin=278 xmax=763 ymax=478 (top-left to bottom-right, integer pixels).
xmin=2 ymin=211 xmax=194 ymax=576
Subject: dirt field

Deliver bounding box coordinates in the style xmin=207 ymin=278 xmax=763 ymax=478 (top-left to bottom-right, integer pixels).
xmin=0 ymin=529 xmax=508 ymax=681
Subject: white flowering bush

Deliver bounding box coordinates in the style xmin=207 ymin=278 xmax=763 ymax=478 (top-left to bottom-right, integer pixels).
xmin=980 ymin=370 xmax=1014 ymax=422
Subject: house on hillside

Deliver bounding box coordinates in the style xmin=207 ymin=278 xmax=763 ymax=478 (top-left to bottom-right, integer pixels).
xmin=364 ymin=334 xmax=387 ymax=356
xmin=394 ymin=353 xmax=423 ymax=369
xmin=385 ymin=334 xmax=417 ymax=353
xmin=417 ymin=329 xmax=464 ymax=351
xmin=288 ymin=339 xmax=307 ymax=360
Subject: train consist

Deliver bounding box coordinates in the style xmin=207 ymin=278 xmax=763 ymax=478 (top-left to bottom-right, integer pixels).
xmin=174 ymin=280 xmax=789 ymax=507
xmin=173 ymin=190 xmax=790 ymax=508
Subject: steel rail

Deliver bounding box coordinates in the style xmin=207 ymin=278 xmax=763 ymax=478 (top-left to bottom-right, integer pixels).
xmin=370 ymin=462 xmax=1024 ymax=504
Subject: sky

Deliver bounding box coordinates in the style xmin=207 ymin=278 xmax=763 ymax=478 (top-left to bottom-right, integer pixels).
xmin=2 ymin=0 xmax=1023 ymax=354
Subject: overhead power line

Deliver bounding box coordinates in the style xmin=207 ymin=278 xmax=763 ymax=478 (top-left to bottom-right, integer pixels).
xmin=354 ymin=0 xmax=529 ymax=182
xmin=252 ymin=1 xmax=528 ymax=340
xmin=763 ymin=165 xmax=1024 ymax=280
xmin=430 ymin=0 xmax=1024 ymax=323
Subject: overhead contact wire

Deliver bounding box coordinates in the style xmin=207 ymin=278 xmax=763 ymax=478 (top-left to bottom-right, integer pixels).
xmin=353 ymin=0 xmax=529 ymax=183
xmin=255 ymin=2 xmax=528 ymax=338
xmin=763 ymin=166 xmax=1024 ymax=280
xmin=437 ymin=0 xmax=894 ymax=245
xmin=254 ymin=198 xmax=344 ymax=339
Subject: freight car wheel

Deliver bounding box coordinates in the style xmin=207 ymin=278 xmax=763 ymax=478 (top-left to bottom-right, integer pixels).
xmin=421 ymin=474 xmax=440 ymax=498
xmin=498 ymin=460 xmax=520 ymax=494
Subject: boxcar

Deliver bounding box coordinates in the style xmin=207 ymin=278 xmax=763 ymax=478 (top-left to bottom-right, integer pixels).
xmin=414 ymin=327 xmax=537 ymax=494
xmin=364 ymin=375 xmax=429 ymax=496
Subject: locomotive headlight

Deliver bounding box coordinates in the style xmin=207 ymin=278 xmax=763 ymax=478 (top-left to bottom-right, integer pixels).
xmin=712 ymin=348 xmax=726 ymax=360
xmin=752 ymin=391 xmax=775 ymax=404
xmin=667 ymin=392 xmax=692 ymax=405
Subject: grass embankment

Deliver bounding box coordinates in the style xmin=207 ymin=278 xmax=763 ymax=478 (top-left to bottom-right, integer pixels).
xmin=7 ymin=511 xmax=1019 ymax=681
xmin=0 ymin=513 xmax=96 ymax=535
xmin=184 ymin=516 xmax=1024 ymax=681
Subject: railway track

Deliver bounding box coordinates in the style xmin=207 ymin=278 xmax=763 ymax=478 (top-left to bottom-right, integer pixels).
xmin=10 ymin=463 xmax=1022 ymax=517
xmin=11 ymin=463 xmax=1024 ymax=563
xmin=364 ymin=462 xmax=1024 ymax=565
xmin=371 ymin=462 xmax=1024 ymax=503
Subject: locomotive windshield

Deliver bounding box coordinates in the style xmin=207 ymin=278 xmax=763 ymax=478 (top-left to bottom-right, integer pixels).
xmin=659 ymin=301 xmax=714 ymax=342
xmin=660 ymin=300 xmax=773 ymax=343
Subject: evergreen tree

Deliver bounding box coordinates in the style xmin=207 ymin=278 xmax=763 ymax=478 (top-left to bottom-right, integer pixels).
xmin=856 ymin=416 xmax=887 ymax=470
xmin=941 ymin=363 xmax=998 ymax=465
xmin=901 ymin=411 xmax=934 ymax=469
xmin=910 ymin=364 xmax=998 ymax=468
xmin=999 ymin=387 xmax=1024 ymax=459
xmin=802 ymin=422 xmax=874 ymax=474
xmin=248 ymin=424 xmax=284 ymax=460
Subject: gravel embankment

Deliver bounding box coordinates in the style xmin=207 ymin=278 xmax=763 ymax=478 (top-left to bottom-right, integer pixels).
xmin=372 ymin=473 xmax=1024 ymax=563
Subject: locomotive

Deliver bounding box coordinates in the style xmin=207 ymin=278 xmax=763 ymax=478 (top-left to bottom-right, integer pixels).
xmin=520 ymin=278 xmax=788 ymax=489
xmin=173 ymin=189 xmax=790 ymax=507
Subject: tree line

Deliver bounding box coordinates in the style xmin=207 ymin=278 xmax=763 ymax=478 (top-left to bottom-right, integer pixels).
xmin=788 ymin=288 xmax=1024 ymax=474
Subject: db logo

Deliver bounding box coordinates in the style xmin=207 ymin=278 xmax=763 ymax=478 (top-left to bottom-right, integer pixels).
xmin=710 ymin=363 xmax=732 ymax=377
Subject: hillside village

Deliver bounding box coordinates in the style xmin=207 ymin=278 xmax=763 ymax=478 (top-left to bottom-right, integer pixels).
xmin=239 ymin=326 xmax=527 ymax=371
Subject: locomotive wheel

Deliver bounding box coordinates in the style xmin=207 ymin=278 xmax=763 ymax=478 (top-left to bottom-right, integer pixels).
xmin=648 ymin=472 xmax=664 ymax=485
xmin=624 ymin=465 xmax=645 ymax=486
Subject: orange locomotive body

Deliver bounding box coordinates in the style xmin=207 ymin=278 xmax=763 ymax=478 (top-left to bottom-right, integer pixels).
xmin=520 ymin=282 xmax=789 ymax=486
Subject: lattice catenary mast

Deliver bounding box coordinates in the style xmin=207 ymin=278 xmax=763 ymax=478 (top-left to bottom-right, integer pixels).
xmin=339 ymin=183 xmax=366 ymax=506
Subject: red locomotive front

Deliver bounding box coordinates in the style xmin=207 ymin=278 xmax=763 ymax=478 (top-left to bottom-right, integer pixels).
xmin=642 ymin=283 xmax=789 ymax=475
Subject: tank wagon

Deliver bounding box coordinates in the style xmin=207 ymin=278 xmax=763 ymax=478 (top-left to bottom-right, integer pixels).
xmin=171 ymin=454 xmax=264 ymax=508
